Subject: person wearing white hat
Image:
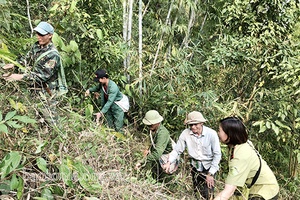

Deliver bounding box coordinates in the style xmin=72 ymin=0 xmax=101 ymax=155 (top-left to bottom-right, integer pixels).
xmin=135 ymin=110 xmax=173 ymax=182
xmin=163 ymin=111 xmax=221 ymax=199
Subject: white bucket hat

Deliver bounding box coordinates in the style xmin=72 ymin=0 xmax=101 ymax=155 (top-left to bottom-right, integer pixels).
xmin=142 ymin=110 xmax=163 ymax=125
xmin=185 ymin=111 xmax=207 ymax=125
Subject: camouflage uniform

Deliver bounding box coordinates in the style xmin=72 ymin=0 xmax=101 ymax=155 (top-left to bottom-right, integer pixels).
xmin=19 ymin=41 xmax=61 ymax=124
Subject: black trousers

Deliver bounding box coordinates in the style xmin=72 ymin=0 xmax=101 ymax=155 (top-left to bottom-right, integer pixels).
xmin=249 ymin=194 xmax=278 ymax=200
xmin=150 ymin=161 xmax=171 ymax=183
xmin=191 ymin=166 xmax=214 ymax=200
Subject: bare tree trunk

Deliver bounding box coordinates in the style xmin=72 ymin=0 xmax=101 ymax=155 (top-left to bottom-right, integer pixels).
xmin=127 ymin=0 xmax=133 ymax=82
xmin=123 ymin=0 xmax=128 ymax=46
xmin=123 ymin=0 xmax=128 ymax=77
xmin=123 ymin=0 xmax=133 ymax=82
xmin=150 ymin=0 xmax=174 ymax=77
xmin=138 ymin=0 xmax=143 ymax=95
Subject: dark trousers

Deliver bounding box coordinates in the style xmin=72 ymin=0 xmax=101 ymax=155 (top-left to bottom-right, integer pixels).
xmin=191 ymin=167 xmax=214 ymax=200
xmin=249 ymin=194 xmax=278 ymax=200
xmin=150 ymin=161 xmax=171 ymax=183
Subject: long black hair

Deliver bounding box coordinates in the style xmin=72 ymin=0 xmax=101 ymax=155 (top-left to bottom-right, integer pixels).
xmin=219 ymin=117 xmax=248 ymax=145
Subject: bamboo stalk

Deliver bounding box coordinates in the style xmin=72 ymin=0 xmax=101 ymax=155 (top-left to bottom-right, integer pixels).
xmin=181 ymin=0 xmax=198 ymax=48
xmin=123 ymin=0 xmax=128 ymax=76
xmin=150 ymin=0 xmax=174 ymax=76
xmin=138 ymin=0 xmax=143 ymax=95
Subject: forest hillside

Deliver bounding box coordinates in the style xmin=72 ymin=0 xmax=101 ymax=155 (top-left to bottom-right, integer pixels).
xmin=0 ymin=0 xmax=299 ymax=199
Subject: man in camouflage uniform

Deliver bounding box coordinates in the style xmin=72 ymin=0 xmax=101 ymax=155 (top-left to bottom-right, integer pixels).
xmin=3 ymin=21 xmax=62 ymax=125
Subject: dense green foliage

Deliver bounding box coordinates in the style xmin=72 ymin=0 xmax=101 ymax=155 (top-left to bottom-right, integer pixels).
xmin=0 ymin=0 xmax=299 ymax=199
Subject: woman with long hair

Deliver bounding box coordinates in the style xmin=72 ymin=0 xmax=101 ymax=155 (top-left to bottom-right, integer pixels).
xmin=214 ymin=117 xmax=279 ymax=200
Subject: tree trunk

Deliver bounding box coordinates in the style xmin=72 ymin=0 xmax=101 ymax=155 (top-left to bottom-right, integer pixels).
xmin=123 ymin=0 xmax=133 ymax=82
xmin=138 ymin=0 xmax=143 ymax=95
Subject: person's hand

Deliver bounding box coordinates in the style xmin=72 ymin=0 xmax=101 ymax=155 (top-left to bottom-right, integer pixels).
xmin=143 ymin=149 xmax=149 ymax=157
xmin=94 ymin=92 xmax=100 ymax=99
xmin=3 ymin=73 xmax=24 ymax=81
xmin=85 ymin=90 xmax=90 ymax=97
xmin=206 ymin=173 xmax=214 ymax=189
xmin=135 ymin=162 xmax=142 ymax=170
xmin=94 ymin=112 xmax=103 ymax=124
xmin=162 ymin=161 xmax=171 ymax=174
xmin=2 ymin=64 xmax=14 ymax=70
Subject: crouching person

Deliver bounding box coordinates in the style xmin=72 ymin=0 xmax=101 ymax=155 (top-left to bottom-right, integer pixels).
xmin=135 ymin=110 xmax=174 ymax=182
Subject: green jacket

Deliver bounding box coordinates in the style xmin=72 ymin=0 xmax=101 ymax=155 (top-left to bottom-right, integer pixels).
xmin=147 ymin=124 xmax=173 ymax=163
xmin=89 ymin=80 xmax=123 ymax=114
xmin=19 ymin=41 xmax=61 ymax=89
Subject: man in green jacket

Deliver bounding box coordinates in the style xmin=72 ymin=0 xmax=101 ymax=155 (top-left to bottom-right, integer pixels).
xmin=135 ymin=110 xmax=173 ymax=182
xmin=85 ymin=69 xmax=124 ymax=132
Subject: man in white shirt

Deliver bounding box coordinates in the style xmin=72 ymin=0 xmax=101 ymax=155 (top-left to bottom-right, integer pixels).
xmin=163 ymin=111 xmax=221 ymax=200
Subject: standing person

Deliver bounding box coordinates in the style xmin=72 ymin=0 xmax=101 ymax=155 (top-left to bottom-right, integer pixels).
xmin=214 ymin=117 xmax=279 ymax=200
xmin=163 ymin=111 xmax=221 ymax=200
xmin=85 ymin=69 xmax=124 ymax=132
xmin=3 ymin=21 xmax=66 ymax=125
xmin=135 ymin=110 xmax=173 ymax=182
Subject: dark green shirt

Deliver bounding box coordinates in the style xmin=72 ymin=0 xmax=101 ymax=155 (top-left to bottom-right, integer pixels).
xmin=147 ymin=124 xmax=173 ymax=163
xmin=89 ymin=80 xmax=123 ymax=114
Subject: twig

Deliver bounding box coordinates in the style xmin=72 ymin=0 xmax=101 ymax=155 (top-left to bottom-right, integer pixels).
xmin=26 ymin=0 xmax=33 ymax=37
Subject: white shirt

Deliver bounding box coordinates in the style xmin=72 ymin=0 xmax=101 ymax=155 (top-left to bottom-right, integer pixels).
xmin=168 ymin=126 xmax=221 ymax=175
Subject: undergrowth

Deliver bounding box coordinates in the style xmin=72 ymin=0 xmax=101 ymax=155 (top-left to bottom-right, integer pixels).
xmin=0 ymin=79 xmax=298 ymax=200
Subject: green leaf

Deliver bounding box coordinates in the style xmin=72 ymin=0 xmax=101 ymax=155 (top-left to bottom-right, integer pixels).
xmin=274 ymin=120 xmax=290 ymax=130
xmin=96 ymin=29 xmax=103 ymax=40
xmin=5 ymin=111 xmax=16 ymax=121
xmin=49 ymin=3 xmax=59 ymax=12
xmin=266 ymin=121 xmax=271 ymax=129
xmin=252 ymin=121 xmax=262 ymax=127
xmin=69 ymin=40 xmax=78 ymax=52
xmin=36 ymin=157 xmax=48 ymax=173
xmin=17 ymin=176 xmax=24 ymax=199
xmin=6 ymin=121 xmax=23 ymax=129
xmin=41 ymin=188 xmax=54 ymax=200
xmin=0 ymin=151 xmax=22 ymax=179
xmin=35 ymin=142 xmax=47 ymax=154
xmin=272 ymin=123 xmax=280 ymax=135
xmin=0 ymin=0 xmax=7 ymax=5
xmin=0 ymin=111 xmax=3 ymax=121
xmin=69 ymin=0 xmax=77 ymax=12
xmin=12 ymin=116 xmax=36 ymax=124
xmin=259 ymin=125 xmax=266 ymax=133
xmin=10 ymin=174 xmax=19 ymax=190
xmin=85 ymin=104 xmax=94 ymax=118
xmin=59 ymin=159 xmax=74 ymax=187
xmin=73 ymin=162 xmax=102 ymax=193
xmin=53 ymin=33 xmax=66 ymax=50
xmin=74 ymin=51 xmax=81 ymax=60
xmin=0 ymin=124 xmax=8 ymax=133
